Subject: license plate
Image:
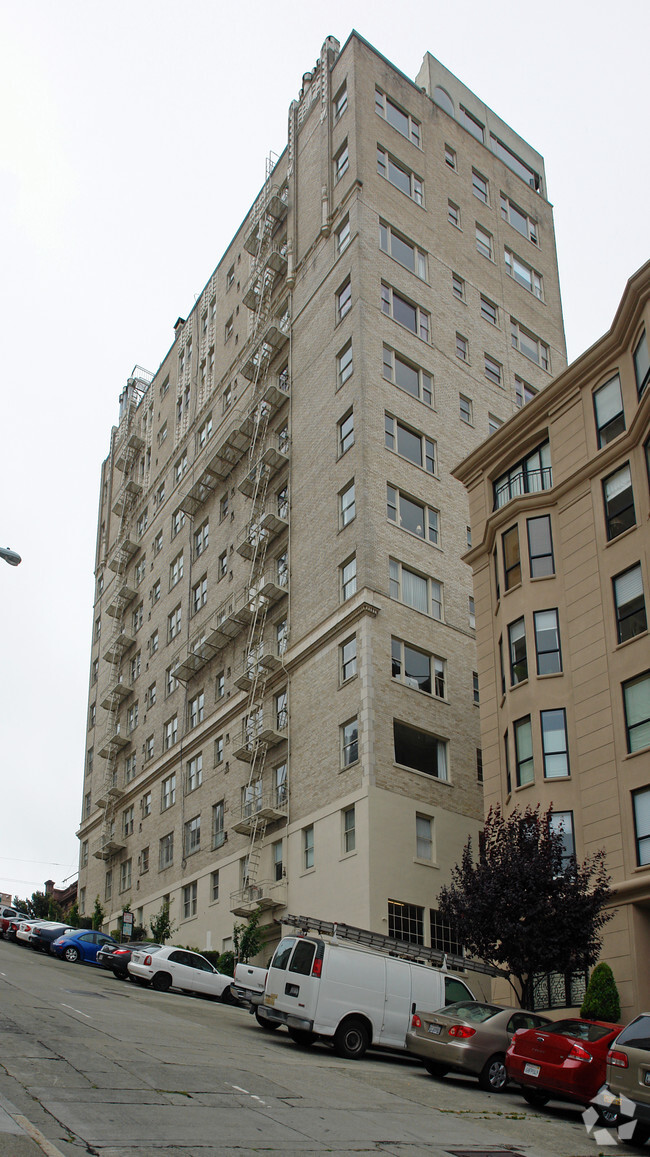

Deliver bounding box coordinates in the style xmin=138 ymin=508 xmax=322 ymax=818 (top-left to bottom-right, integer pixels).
xmin=644 ymin=1071 xmax=650 ymax=1086
xmin=524 ymin=1063 xmax=541 ymax=1077
xmin=427 ymin=1024 xmax=442 ymax=1035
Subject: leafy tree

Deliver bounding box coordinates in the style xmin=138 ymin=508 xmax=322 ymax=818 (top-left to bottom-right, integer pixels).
xmin=233 ymin=907 xmax=264 ymax=963
xmin=67 ymin=902 xmax=80 ymax=928
xmin=12 ymin=891 xmax=50 ymax=919
xmin=149 ymin=899 xmax=175 ymax=945
xmin=91 ymin=896 xmax=105 ymax=931
xmin=437 ymin=803 xmax=614 ymax=1008
xmin=580 ymin=962 xmax=621 ymax=1022
xmin=217 ymin=951 xmax=235 ymax=977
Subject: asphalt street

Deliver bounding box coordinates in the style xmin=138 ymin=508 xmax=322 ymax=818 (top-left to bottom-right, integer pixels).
xmin=0 ymin=938 xmax=646 ymax=1157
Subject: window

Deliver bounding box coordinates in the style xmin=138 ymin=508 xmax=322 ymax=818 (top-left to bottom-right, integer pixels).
xmin=225 ymin=316 xmax=233 ymax=341
xmin=218 ymin=550 xmax=227 ymax=579
xmin=340 ymin=480 xmax=356 ymax=527
xmin=379 ymin=221 xmax=427 ymax=279
xmin=81 ymin=839 xmax=88 ymax=868
xmin=375 ymin=88 xmax=420 ymax=145
xmin=226 ymin=265 xmax=234 ymax=290
xmin=276 ymin=618 xmax=287 ymax=656
xmin=393 ymin=720 xmax=448 ymax=780
xmin=131 ymin=652 xmax=142 ymax=682
xmin=127 ymin=702 xmax=139 ymax=733
xmin=197 ymin=415 xmax=213 ymax=448
xmin=505 ymin=248 xmax=543 ymax=299
xmin=472 ymin=169 xmax=489 ymax=203
xmin=276 ymin=552 xmax=288 ymax=588
xmin=603 ymin=464 xmax=635 ymax=540
xmin=159 ymin=832 xmax=174 ymax=869
xmin=392 ymin=637 xmax=444 ymax=697
xmin=492 ymin=134 xmax=542 ymax=190
xmin=84 ymin=792 xmax=91 ymax=818
xmin=341 ymin=718 xmax=358 ymax=767
xmin=273 ymin=841 xmax=283 ymax=881
xmin=275 ymin=762 xmax=288 ymax=807
xmin=334 ymin=140 xmax=349 ymax=182
xmin=275 ymin=688 xmax=288 ymax=731
xmin=633 ymin=330 xmax=650 ymax=398
xmin=120 ymin=860 xmax=132 ymax=892
xmin=473 ymin=672 xmax=480 ymax=704
xmin=338 ymin=342 xmax=353 ymax=387
xmin=459 ymin=104 xmax=484 ymax=142
xmin=623 ymin=672 xmax=650 ymax=753
xmin=135 ymin=556 xmax=147 ymax=586
xmin=216 ymin=670 xmax=225 ymax=699
xmin=502 ymin=525 xmax=521 ymax=590
xmin=189 ymin=691 xmax=205 ymax=728
xmin=337 ymin=280 xmax=351 ymax=321
xmin=541 ymin=709 xmax=569 ymax=778
xmin=171 ymin=507 xmax=185 ymax=538
xmin=388 ymin=899 xmax=423 ymax=944
xmin=192 ymin=575 xmax=207 ymax=614
xmin=488 ymin=413 xmax=503 ymax=435
xmin=174 ymin=454 xmax=188 ymax=483
xmin=212 ymin=801 xmax=225 ymax=848
xmin=123 ymin=805 xmax=135 ymax=837
xmin=469 ymin=597 xmax=476 ymax=629
xmin=593 ymin=375 xmax=625 ymax=448
xmin=86 ymin=747 xmax=93 ymax=775
xmin=213 ymin=735 xmax=223 ymax=766
xmin=136 ymin=509 xmax=148 ymax=539
xmin=387 ymin=484 xmax=439 ymax=544
xmin=515 ymin=376 xmax=537 ymax=408
xmin=514 ymin=716 xmax=534 ymax=786
xmin=184 ymin=816 xmax=201 ymax=856
xmin=163 ymin=715 xmax=178 ymax=752
xmin=160 ymin=376 xmax=170 ymax=399
xmin=336 ymin=217 xmax=350 ymax=255
xmin=223 ymin=383 xmax=232 ymax=412
xmin=385 ymin=414 xmax=435 ymax=474
xmin=105 ymin=870 xmax=112 ymax=900
xmin=456 ymin=333 xmax=468 ymax=361
xmin=431 ymin=910 xmax=463 ymax=957
xmin=632 ymin=788 xmax=650 ymax=866
xmin=132 ymin=603 xmax=143 ymax=631
xmin=183 ymin=881 xmax=197 ymax=919
xmin=494 ymin=440 xmax=552 ymax=508
xmin=142 ymin=791 xmax=151 ymax=817
xmin=508 ymin=618 xmax=527 ymax=684
xmin=452 ymin=273 xmax=465 ymax=301
xmin=299 ymin=824 xmax=314 ymax=871
xmin=211 ymin=870 xmax=220 ymax=901
xmin=154 ymin=480 xmax=165 ymax=507
xmin=187 ymin=753 xmax=203 ymax=792
xmin=527 ymin=515 xmax=555 ymax=578
xmin=416 ymin=815 xmax=432 ymax=860
xmin=338 ymin=410 xmax=354 ymax=455
xmin=614 ymin=564 xmax=647 ymax=643
xmin=381 ymin=284 xmax=429 ymax=341
xmin=139 ymin=847 xmax=148 ymax=876
xmin=376 ymin=146 xmax=423 ymax=204
xmin=343 ymin=807 xmax=356 ymax=854
xmin=459 ymin=394 xmax=472 ymax=424
xmin=334 ymin=82 xmax=347 ymax=120
xmin=475 ymin=225 xmax=493 ymax=260
xmin=341 ymin=555 xmax=357 ymax=601
xmin=444 ymin=144 xmax=456 ymax=170
xmin=168 ymin=605 xmax=182 ymax=640
xmin=383 ymin=346 xmax=432 ymax=406
xmin=534 ymin=609 xmax=562 ymax=674
xmin=447 ymin=200 xmax=460 ymax=228
xmin=341 ymin=636 xmax=357 ymax=682
xmin=549 ymin=812 xmax=575 ymax=866
xmin=389 ymin=559 xmax=442 ymax=620
xmin=479 ymin=297 xmax=497 ymax=327
xmin=145 ymin=734 xmax=154 ymax=760
xmin=511 ymin=318 xmax=550 ymax=370
xmin=169 ymin=552 xmax=184 ymax=588
xmin=153 ymin=530 xmax=163 ymax=555
xmin=152 ymin=578 xmax=161 ymax=603
xmin=500 ymin=193 xmax=538 ymax=244
xmin=166 ymin=663 xmax=179 ymax=696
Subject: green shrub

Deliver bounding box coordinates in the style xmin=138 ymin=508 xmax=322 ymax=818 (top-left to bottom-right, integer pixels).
xmin=580 ymin=962 xmax=621 ymax=1022
xmin=217 ymin=951 xmax=235 ymax=977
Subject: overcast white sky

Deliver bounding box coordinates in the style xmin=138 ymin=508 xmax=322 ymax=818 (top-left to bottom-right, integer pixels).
xmin=1 ymin=0 xmax=647 ymax=902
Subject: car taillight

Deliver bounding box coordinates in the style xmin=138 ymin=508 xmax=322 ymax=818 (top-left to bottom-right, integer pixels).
xmin=568 ymin=1044 xmax=592 ymax=1062
xmin=411 ymin=1014 xmax=422 ymax=1029
xmin=114 ymin=949 xmax=129 ymax=956
xmin=448 ymin=1025 xmax=476 ymax=1039
xmin=607 ymin=1049 xmax=629 ymax=1068
xmin=144 ymin=955 xmax=152 ymax=965
xmin=311 ymin=958 xmax=322 ymax=978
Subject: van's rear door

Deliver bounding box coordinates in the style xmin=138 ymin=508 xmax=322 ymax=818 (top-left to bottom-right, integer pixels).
xmin=264 ymin=936 xmax=322 ymax=1026
xmin=381 ymin=958 xmax=412 ymax=1046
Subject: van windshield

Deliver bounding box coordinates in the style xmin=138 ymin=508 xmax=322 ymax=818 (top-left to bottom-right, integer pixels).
xmin=271 ymin=937 xmax=296 ymax=971
xmin=289 ymin=939 xmax=316 ymax=976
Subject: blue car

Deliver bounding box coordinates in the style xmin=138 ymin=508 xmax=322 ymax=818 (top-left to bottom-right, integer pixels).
xmin=51 ymin=930 xmax=119 ymax=964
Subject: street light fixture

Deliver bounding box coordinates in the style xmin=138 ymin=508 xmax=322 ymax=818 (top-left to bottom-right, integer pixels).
xmin=0 ymin=547 xmax=21 ymax=567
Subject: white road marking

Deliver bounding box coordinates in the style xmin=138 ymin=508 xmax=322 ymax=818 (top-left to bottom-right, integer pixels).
xmin=60 ymin=1003 xmax=92 ymax=1019
xmin=231 ymin=1084 xmax=249 ymax=1094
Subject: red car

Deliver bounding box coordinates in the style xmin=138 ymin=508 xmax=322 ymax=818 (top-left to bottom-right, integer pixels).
xmin=506 ymin=1018 xmax=621 ymax=1118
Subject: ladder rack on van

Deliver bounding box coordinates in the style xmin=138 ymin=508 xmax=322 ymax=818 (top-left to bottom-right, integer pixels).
xmin=283 ymin=913 xmax=498 ymax=978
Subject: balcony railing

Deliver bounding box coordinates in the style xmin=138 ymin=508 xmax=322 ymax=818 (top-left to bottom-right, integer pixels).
xmin=230 ymin=879 xmax=288 ymax=916
xmin=493 ymin=466 xmax=553 ymax=510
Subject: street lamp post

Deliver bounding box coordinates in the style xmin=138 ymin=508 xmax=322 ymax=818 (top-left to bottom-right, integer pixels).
xmin=0 ymin=547 xmax=21 ymax=567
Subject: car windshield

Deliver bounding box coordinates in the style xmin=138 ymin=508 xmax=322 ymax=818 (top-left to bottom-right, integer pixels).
xmin=436 ymin=1002 xmax=502 ymax=1023
xmin=543 ymin=1020 xmax=616 ymax=1042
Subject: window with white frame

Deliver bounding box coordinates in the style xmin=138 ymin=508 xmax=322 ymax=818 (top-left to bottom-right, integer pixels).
xmin=334 ymin=82 xmax=347 ymax=121
xmin=393 ymin=720 xmax=448 ymax=780
xmin=447 ymin=200 xmax=460 ymax=228
xmin=135 ymin=556 xmax=147 ymax=586
xmin=340 ymin=555 xmax=357 ymax=601
xmin=337 ymin=279 xmax=351 ymax=321
xmin=472 ymin=169 xmax=489 ymax=203
xmin=153 ymin=530 xmax=163 ymax=555
xmin=275 ymin=688 xmax=288 ymax=731
xmin=184 ymin=816 xmax=201 ymax=856
xmin=337 ymin=342 xmax=353 ymax=388
xmin=119 ymin=859 xmax=132 ymax=892
xmin=136 ymin=509 xmax=148 ymax=539
xmin=214 ymin=735 xmax=223 ymax=766
xmin=142 ymin=790 xmax=151 ymax=817
xmin=131 ymin=651 xmax=141 ymax=682
xmin=444 ymin=143 xmax=456 ymax=169
xmin=385 ymin=414 xmax=435 ymax=473
xmin=174 ymin=454 xmax=188 ymax=483
xmin=145 ymin=734 xmax=154 ymax=761
xmin=303 ymin=825 xmax=314 ymax=870
xmin=623 ymin=672 xmax=650 ymax=753
xmin=212 ymin=800 xmax=225 ymax=848
xmin=276 ymin=552 xmax=288 ymax=588
xmin=105 ymin=869 xmax=112 ymax=900
xmin=159 ymin=832 xmax=173 ymax=869
xmin=389 ymin=558 xmax=442 ymax=620
xmin=123 ymin=804 xmax=135 ymax=837
xmin=192 ymin=575 xmax=207 ymax=614
xmin=376 ymin=146 xmax=423 ymax=204
xmin=510 ymin=318 xmax=550 ymax=370
xmin=508 ymin=617 xmax=528 ymax=684
xmin=488 ymin=413 xmax=503 ymax=435
xmin=383 ymin=346 xmax=433 ymax=406
xmin=276 ymin=618 xmax=287 ymax=656
xmin=460 ymin=104 xmax=484 ymax=142
xmin=168 ymin=605 xmax=182 ymax=640
xmin=343 ymin=806 xmax=356 ymax=853
xmin=336 ymin=216 xmax=350 ymax=255
xmin=613 ymin=564 xmax=647 ymax=643
xmin=273 ymin=840 xmax=283 ymax=881
xmin=381 ymin=284 xmax=430 ymax=341
xmin=163 ymin=715 xmax=178 ymax=752
xmin=505 ymin=248 xmax=543 ymax=299
xmin=380 ymin=221 xmax=427 ymax=279
xmin=171 ymin=508 xmax=185 ymax=538
xmin=341 ymin=718 xmax=359 ymax=767
xmin=632 ymin=787 xmax=650 ymax=866
xmin=211 ymin=870 xmax=220 ymax=901
xmin=183 ymin=881 xmax=197 ymax=919
xmin=127 ymin=701 xmax=139 ymax=733
xmin=125 ymin=753 xmax=138 ymax=783
xmin=484 ymin=354 xmax=503 ymax=386
xmin=275 ymin=762 xmax=287 ymax=807
xmin=189 ymin=691 xmax=205 ymax=729
xmin=166 ymin=663 xmax=179 ymax=696
xmin=500 ymin=193 xmax=538 ymax=244
xmin=338 ymin=410 xmax=354 ymax=455
xmin=603 ymin=463 xmax=635 ymax=540
xmin=593 ymin=374 xmax=625 ymax=448
xmin=152 ymin=578 xmax=161 ymax=603
xmin=387 ymin=484 xmax=439 ymax=544
xmin=197 ymin=415 xmax=213 ymax=448
xmin=161 ymin=773 xmax=176 ymax=812
xmin=456 ymin=333 xmax=468 ymax=361
xmin=515 ymin=376 xmax=537 ymax=407
xmin=392 ymin=637 xmax=445 ymax=697
xmin=534 ymin=609 xmax=562 ymax=674
xmin=334 ymin=140 xmax=349 ymax=182
xmin=170 ymin=552 xmax=184 ymax=588
xmin=218 ymin=549 xmax=227 ymax=579
xmin=340 ymin=480 xmax=356 ymax=527
xmin=451 ymin=272 xmax=465 ymax=301
xmin=242 ymin=780 xmax=262 ymax=819
xmin=375 ymin=88 xmax=420 ymax=145
xmin=194 ymin=519 xmax=209 ymax=556
xmin=480 ymin=296 xmax=498 ymax=325
xmin=416 ymin=814 xmax=433 ymax=860
xmin=475 ymin=225 xmax=493 ymax=260
xmin=187 ymin=753 xmax=203 ymax=792
xmin=541 ymin=709 xmax=569 ymax=778
xmin=340 ymin=635 xmax=357 ymax=682
xmin=132 ymin=603 xmax=143 ymax=631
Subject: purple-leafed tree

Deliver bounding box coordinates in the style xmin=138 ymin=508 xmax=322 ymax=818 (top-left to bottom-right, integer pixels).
xmin=437 ymin=803 xmax=614 ymax=1008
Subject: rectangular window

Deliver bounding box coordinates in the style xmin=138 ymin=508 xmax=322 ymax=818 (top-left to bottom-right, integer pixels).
xmin=140 ymin=846 xmax=149 ymax=874
xmin=549 ymin=811 xmax=575 ymax=866
xmin=502 ymin=525 xmax=521 ymax=590
xmin=105 ymin=870 xmax=112 ymax=900
xmin=383 ymin=346 xmax=433 ymax=406
xmin=183 ymin=881 xmax=198 ymax=919
xmin=389 ymin=558 xmax=442 ymax=620
xmin=388 ymin=899 xmax=423 ymax=945
xmin=343 ymin=807 xmax=356 ymax=854
xmin=275 ymin=689 xmax=288 ymax=731
xmin=623 ymin=672 xmax=650 ymax=753
xmin=515 ymin=376 xmax=537 ymax=408
xmin=153 ymin=530 xmax=163 ymax=555
xmin=430 ymin=910 xmax=463 ymax=956
xmin=387 ymin=484 xmax=439 ymax=544
xmin=447 ymin=200 xmax=460 ymax=228
xmin=159 ymin=832 xmax=174 ymax=869
xmin=633 ymin=330 xmax=650 ymax=398
xmin=145 ymin=734 xmax=154 ymax=761
xmin=484 ymin=354 xmax=502 ymax=386
xmin=334 ymin=82 xmax=347 ymax=120
xmin=218 ymin=550 xmax=227 ymax=579
xmin=192 ymin=575 xmax=207 ymax=614
xmin=168 ymin=605 xmax=182 ymax=641
xmin=508 ymin=617 xmax=527 ymax=684
xmin=334 ymin=140 xmax=349 ymax=182
xmin=480 ymin=296 xmax=498 ymax=325
xmin=632 ymin=787 xmax=650 ymax=866
xmin=340 ymin=480 xmax=356 ymax=527
xmin=187 ymin=753 xmax=203 ymax=792
xmin=273 ymin=840 xmax=283 ymax=881
xmin=460 ymin=104 xmax=484 ymax=142
xmin=214 ymin=735 xmax=223 ymax=765
xmin=488 ymin=414 xmax=503 ymax=436
xmin=119 ymin=859 xmax=132 ymax=892
xmin=338 ymin=342 xmax=353 ymax=387
xmin=337 ymin=279 xmax=352 ymax=321
xmin=476 ymin=749 xmax=483 ymax=783
xmin=475 ymin=225 xmax=493 ymax=260
xmin=492 ymin=134 xmax=542 ymax=191
xmin=392 ymin=637 xmax=444 ymax=698
xmin=341 ymin=717 xmax=359 ymax=767
xmin=527 ymin=515 xmax=555 ymax=578
xmin=213 ymin=801 xmax=225 ymax=848
xmin=161 ymin=773 xmax=176 ymax=810
xmin=275 ymin=762 xmax=288 ymax=807
xmin=197 ymin=415 xmax=213 ymax=449
xmin=385 ymin=414 xmax=435 ymax=473
xmin=473 ymin=671 xmax=480 ymax=704
xmin=379 ymin=221 xmax=427 ymax=279
xmin=375 ymin=88 xmax=420 ymax=145
xmin=456 ymin=333 xmax=468 ymax=361
xmin=603 ymin=464 xmax=635 ymax=540
xmin=444 ymin=144 xmax=456 ymax=169
xmin=494 ymin=440 xmax=552 ymax=509
xmin=393 ymin=720 xmax=448 ymax=780
xmin=211 ymin=870 xmax=220 ymax=902
xmin=472 ymin=169 xmax=489 ymax=202
xmin=500 ymin=193 xmax=538 ymax=244
xmin=511 ymin=318 xmax=550 ymax=370
xmin=169 ymin=552 xmax=184 ymax=588
xmin=593 ymin=375 xmax=625 ymax=447
xmin=189 ymin=691 xmax=205 ymax=728
xmin=377 ymin=146 xmax=423 ymax=204
xmin=171 ymin=508 xmax=185 ymax=538
xmin=541 ymin=708 xmax=570 ymax=778
xmin=505 ymin=248 xmax=543 ymax=298
xmin=132 ymin=603 xmax=143 ymax=632
xmin=184 ymin=816 xmax=201 ymax=856
xmin=381 ymin=284 xmax=429 ymax=341
xmin=166 ymin=663 xmax=179 ymax=696
xmin=336 ymin=216 xmax=350 ymax=255
xmin=142 ymin=791 xmax=151 ymax=817
xmin=163 ymin=715 xmax=178 ymax=752
xmin=341 ymin=636 xmax=357 ymax=682
xmin=534 ymin=609 xmax=562 ymax=674
xmin=416 ymin=815 xmax=432 ymax=860
xmin=514 ymin=716 xmax=534 ymax=786
xmin=614 ymin=564 xmax=647 ymax=643
xmin=341 ymin=555 xmax=357 ymax=601
xmin=452 ymin=272 xmax=465 ymax=300
xmin=303 ymin=825 xmax=314 ymax=870
xmin=338 ymin=410 xmax=354 ymax=455
xmin=174 ymin=454 xmax=188 ymax=483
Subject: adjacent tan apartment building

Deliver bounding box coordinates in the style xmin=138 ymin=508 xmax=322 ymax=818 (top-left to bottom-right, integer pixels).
xmin=455 ymin=261 xmax=650 ymax=1020
xmin=77 ymin=32 xmax=567 ymax=965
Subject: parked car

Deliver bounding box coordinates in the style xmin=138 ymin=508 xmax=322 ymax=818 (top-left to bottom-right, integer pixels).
xmin=31 ymin=924 xmax=75 ymax=952
xmin=406 ymin=1001 xmax=550 ymax=1092
xmin=96 ymin=941 xmax=163 ymax=980
xmin=0 ymin=905 xmax=22 ymax=921
xmin=51 ymin=930 xmax=119 ymax=964
xmin=128 ymin=946 xmax=237 ymax=1000
xmin=15 ymin=920 xmax=60 ymax=946
xmin=597 ymin=1013 xmax=650 ymax=1141
xmin=506 ymin=1017 xmax=621 ymax=1120
xmin=1 ymin=912 xmax=29 ymax=939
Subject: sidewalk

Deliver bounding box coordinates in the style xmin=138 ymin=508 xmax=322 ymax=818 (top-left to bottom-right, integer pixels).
xmin=0 ymin=1092 xmax=66 ymax=1157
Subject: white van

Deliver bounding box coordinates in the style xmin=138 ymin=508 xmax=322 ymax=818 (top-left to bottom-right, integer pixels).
xmin=257 ymin=932 xmax=475 ymax=1058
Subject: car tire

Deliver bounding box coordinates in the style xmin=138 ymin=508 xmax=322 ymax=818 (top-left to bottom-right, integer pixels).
xmin=220 ymin=985 xmax=236 ymax=1005
xmin=522 ymin=1087 xmax=551 ymax=1108
xmin=424 ymin=1060 xmax=448 ymax=1079
xmin=333 ymin=1017 xmax=369 ymax=1060
xmin=478 ymin=1054 xmax=508 ymax=1092
xmin=131 ymin=976 xmax=150 ymax=986
xmin=288 ymin=1028 xmax=316 ymax=1048
xmin=255 ymin=1008 xmax=280 ymax=1031
xmin=152 ymin=972 xmax=172 ymax=992
xmin=112 ymin=971 xmax=127 ymax=981
xmin=63 ymin=946 xmax=80 ymax=964
xmin=596 ymin=1103 xmax=620 ymax=1127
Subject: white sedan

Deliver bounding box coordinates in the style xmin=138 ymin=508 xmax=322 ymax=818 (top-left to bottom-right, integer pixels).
xmin=128 ymin=946 xmax=237 ymax=1001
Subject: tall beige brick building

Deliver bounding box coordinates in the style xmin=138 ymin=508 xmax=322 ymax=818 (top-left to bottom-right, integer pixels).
xmin=77 ymin=32 xmax=566 ymax=963
xmin=455 ymin=261 xmax=650 ymax=1021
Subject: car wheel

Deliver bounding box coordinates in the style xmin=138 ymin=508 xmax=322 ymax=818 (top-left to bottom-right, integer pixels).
xmin=219 ymin=984 xmax=236 ymax=1004
xmin=131 ymin=976 xmax=150 ymax=986
xmin=288 ymin=1028 xmax=316 ymax=1047
xmin=255 ymin=1008 xmax=280 ymax=1031
xmin=479 ymin=1053 xmax=508 ymax=1092
xmin=63 ymin=946 xmax=80 ymax=963
xmin=333 ymin=1017 xmax=369 ymax=1060
xmin=152 ymin=972 xmax=172 ymax=992
xmin=522 ymin=1087 xmax=551 ymax=1108
xmin=112 ymin=970 xmax=127 ymax=981
xmin=424 ymin=1060 xmax=448 ymax=1079
xmin=596 ymin=1103 xmax=620 ymax=1127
